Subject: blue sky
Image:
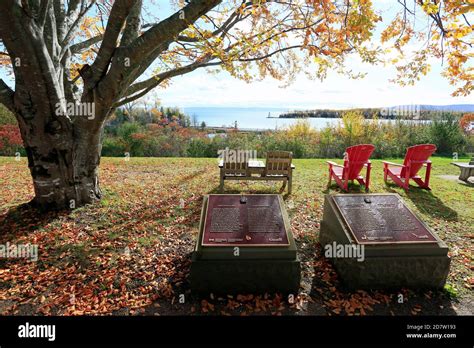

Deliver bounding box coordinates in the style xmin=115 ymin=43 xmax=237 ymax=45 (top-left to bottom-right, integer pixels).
xmin=1 ymin=1 xmax=472 ymax=109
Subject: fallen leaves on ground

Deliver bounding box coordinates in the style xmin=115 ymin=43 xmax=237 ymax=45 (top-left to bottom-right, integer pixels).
xmin=0 ymin=157 xmax=472 ymax=315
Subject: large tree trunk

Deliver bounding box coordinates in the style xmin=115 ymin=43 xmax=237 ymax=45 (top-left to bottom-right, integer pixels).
xmin=27 ymin=144 xmax=102 ymax=211
xmin=23 ymin=115 xmax=103 ymax=211
xmin=13 ymin=82 xmax=106 ymax=210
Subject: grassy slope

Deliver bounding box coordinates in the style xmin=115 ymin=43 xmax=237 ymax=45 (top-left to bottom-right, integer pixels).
xmin=0 ymin=156 xmax=472 ymax=315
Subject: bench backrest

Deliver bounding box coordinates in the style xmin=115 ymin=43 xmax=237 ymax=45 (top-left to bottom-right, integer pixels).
xmin=222 ymin=151 xmax=249 ymax=176
xmin=265 ymin=151 xmax=292 ymax=176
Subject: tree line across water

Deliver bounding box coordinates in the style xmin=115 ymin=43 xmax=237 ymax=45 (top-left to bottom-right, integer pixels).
xmin=0 ymin=104 xmax=472 ymax=159
xmin=279 ymin=107 xmax=472 ymax=120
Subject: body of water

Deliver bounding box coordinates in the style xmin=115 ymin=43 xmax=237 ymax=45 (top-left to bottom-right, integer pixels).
xmin=182 ymin=107 xmax=421 ymax=130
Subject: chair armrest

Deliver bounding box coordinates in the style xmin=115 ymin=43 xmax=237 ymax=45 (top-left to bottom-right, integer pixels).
xmin=410 ymin=160 xmax=432 ymax=167
xmin=364 ymin=160 xmax=372 ymax=167
xmin=382 ymin=161 xmax=404 ymax=167
xmin=327 ymin=161 xmax=343 ymax=168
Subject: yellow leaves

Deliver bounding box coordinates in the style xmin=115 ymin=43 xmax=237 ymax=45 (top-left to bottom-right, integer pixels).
xmin=380 ymin=0 xmax=473 ymax=96
xmin=338 ymin=111 xmax=365 ymax=140
xmin=69 ymin=63 xmax=83 ymax=81
xmin=285 ymin=119 xmax=317 ymax=139
xmin=150 ymin=108 xmax=162 ymax=118
xmin=447 ymin=24 xmax=473 ymax=40
xmin=79 ymin=16 xmax=100 ymax=39
xmin=381 ymin=17 xmax=403 ymax=43
xmin=421 ymin=1 xmax=439 ymax=15
xmin=314 ymin=24 xmax=326 ymax=34
xmin=457 ymin=4 xmax=474 ymax=15
xmin=421 ymin=64 xmax=431 ymax=75
xmin=0 ymin=53 xmax=11 ymax=68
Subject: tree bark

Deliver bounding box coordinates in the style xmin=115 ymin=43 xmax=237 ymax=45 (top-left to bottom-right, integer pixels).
xmin=27 ymin=144 xmax=102 ymax=211
xmin=22 ymin=112 xmax=103 ymax=211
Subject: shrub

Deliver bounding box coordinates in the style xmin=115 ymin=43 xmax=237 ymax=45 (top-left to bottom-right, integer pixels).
xmin=0 ymin=103 xmax=470 ymax=159
xmin=0 ymin=105 xmax=17 ymax=126
xmin=0 ymin=124 xmax=23 ymax=156
xmin=101 ymin=137 xmax=127 ymax=157
xmin=336 ymin=111 xmax=365 ymax=148
xmin=428 ymin=114 xmax=466 ymax=155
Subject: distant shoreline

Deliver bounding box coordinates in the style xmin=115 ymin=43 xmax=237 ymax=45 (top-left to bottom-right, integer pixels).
xmin=278 ymin=106 xmax=473 ymax=120
xmin=181 ymin=105 xmax=472 ymax=130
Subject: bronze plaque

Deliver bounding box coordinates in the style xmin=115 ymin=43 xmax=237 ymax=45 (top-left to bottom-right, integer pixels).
xmin=202 ymin=195 xmax=289 ymax=246
xmin=332 ymin=194 xmax=438 ymax=245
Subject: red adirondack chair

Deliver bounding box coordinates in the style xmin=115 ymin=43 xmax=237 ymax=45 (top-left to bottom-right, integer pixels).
xmin=383 ymin=144 xmax=436 ymax=190
xmin=327 ymin=144 xmax=375 ymax=192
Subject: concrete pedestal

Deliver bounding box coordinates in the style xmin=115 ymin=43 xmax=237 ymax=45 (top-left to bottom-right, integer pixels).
xmin=190 ymin=194 xmax=301 ymax=294
xmin=319 ymin=194 xmax=450 ymax=290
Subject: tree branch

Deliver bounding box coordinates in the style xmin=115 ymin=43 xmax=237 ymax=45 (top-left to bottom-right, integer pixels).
xmin=60 ymin=0 xmax=96 ymax=51
xmin=120 ymin=0 xmax=142 ymax=46
xmin=54 ymin=0 xmax=67 ymax=42
xmin=0 ymin=79 xmax=15 ymax=112
xmin=115 ymin=59 xmax=221 ymax=107
xmin=69 ymin=34 xmax=103 ymax=54
xmin=176 ymin=9 xmax=241 ymax=42
xmin=237 ymin=45 xmax=309 ymax=62
xmin=124 ymin=0 xmax=222 ymax=68
xmin=88 ymin=0 xmax=138 ymax=84
xmin=38 ymin=0 xmax=51 ymax=29
xmin=96 ymin=0 xmax=222 ymax=110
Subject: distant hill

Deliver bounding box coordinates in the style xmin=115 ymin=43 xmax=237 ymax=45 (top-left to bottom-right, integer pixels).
xmin=401 ymin=104 xmax=474 ymax=112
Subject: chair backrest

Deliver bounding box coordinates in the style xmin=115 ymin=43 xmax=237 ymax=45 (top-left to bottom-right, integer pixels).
xmin=222 ymin=150 xmax=249 ymax=176
xmin=401 ymin=144 xmax=437 ymax=177
xmin=265 ymin=151 xmax=292 ymax=176
xmin=343 ymin=144 xmax=375 ymax=179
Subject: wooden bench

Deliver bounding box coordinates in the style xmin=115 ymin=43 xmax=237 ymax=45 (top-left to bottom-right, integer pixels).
xmin=451 ymin=156 xmax=474 ymax=182
xmin=219 ymin=151 xmax=295 ymax=193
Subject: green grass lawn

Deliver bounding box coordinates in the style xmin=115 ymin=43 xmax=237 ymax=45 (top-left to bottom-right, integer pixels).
xmin=0 ymin=156 xmax=472 ymax=315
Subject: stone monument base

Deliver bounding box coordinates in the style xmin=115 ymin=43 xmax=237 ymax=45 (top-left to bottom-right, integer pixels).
xmin=190 ymin=194 xmax=301 ymax=294
xmin=190 ymin=257 xmax=300 ymax=294
xmin=319 ymin=194 xmax=450 ymax=290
